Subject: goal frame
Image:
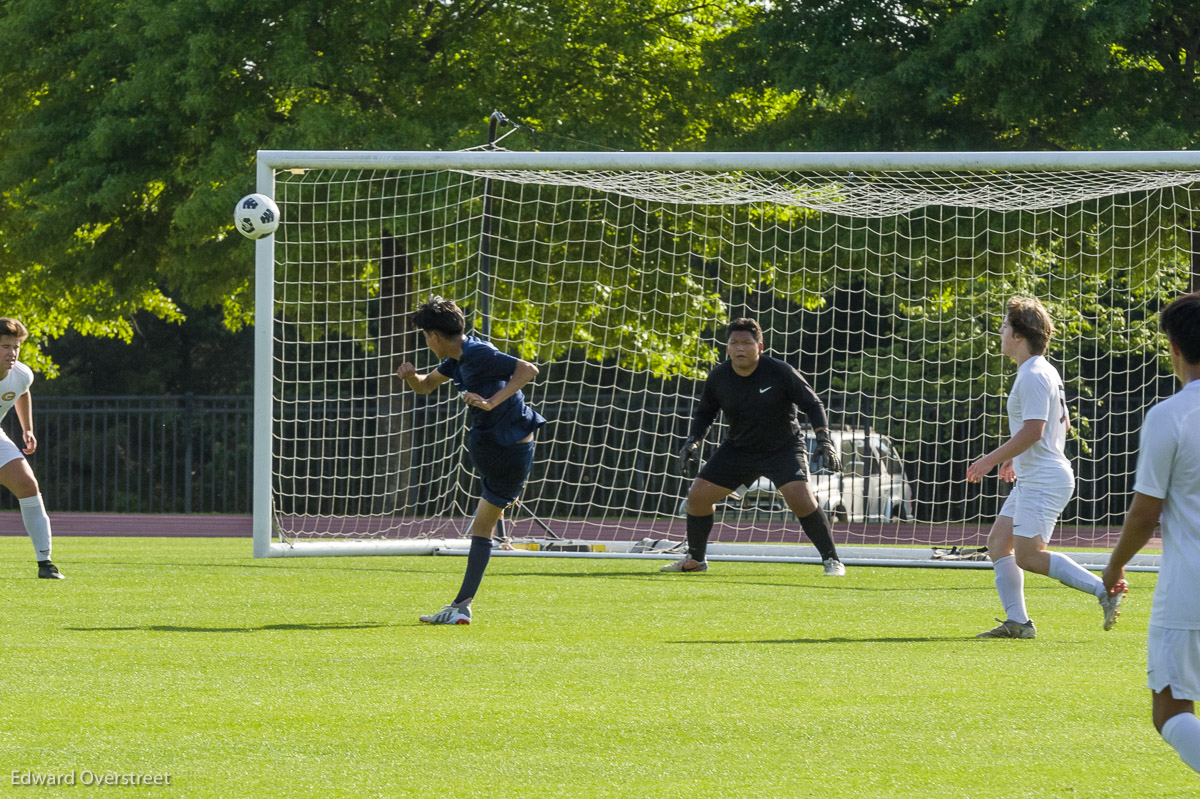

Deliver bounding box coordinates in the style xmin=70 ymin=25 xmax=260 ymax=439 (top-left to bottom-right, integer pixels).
xmin=252 ymin=149 xmax=1198 ymax=564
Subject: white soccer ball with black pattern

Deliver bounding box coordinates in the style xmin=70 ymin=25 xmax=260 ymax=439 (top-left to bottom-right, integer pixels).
xmin=234 ymin=193 xmax=281 ymax=240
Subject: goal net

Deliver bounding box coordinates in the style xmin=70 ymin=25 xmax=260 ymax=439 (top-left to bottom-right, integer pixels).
xmin=253 ymin=150 xmax=1197 ymax=563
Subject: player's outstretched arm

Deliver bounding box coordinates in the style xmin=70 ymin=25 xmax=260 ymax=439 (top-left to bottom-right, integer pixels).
xmin=395 ymin=363 xmax=449 ymax=395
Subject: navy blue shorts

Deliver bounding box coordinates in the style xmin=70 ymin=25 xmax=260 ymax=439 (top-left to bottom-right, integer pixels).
xmin=698 ymin=440 xmax=809 ymax=491
xmin=467 ymin=431 xmax=536 ymax=508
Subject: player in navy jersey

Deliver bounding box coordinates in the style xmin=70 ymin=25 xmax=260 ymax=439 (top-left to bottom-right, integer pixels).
xmin=664 ymin=318 xmax=846 ymax=576
xmin=397 ymin=297 xmax=545 ymax=625
xmin=0 ymin=318 xmax=63 ymax=579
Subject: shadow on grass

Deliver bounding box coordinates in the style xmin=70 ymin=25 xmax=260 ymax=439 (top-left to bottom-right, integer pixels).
xmin=65 ymin=621 xmax=392 ymax=633
xmin=671 ymin=635 xmax=969 ymax=645
xmin=499 ymin=570 xmax=992 ymax=592
xmin=58 ymin=560 xmax=449 ymax=576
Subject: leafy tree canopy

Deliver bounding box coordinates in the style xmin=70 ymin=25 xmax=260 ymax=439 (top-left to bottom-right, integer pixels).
xmin=0 ymin=0 xmax=745 ymax=367
xmin=705 ymin=0 xmax=1200 ymax=151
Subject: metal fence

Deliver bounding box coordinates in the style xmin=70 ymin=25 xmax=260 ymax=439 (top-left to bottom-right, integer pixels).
xmin=0 ymin=395 xmax=253 ymax=514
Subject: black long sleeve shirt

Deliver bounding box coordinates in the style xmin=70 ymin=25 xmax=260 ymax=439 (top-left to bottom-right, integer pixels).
xmin=688 ymin=356 xmax=829 ymax=452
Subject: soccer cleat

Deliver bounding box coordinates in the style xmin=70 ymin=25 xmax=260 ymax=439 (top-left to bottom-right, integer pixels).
xmin=976 ymin=618 xmax=1036 ymax=639
xmin=659 ymin=556 xmax=708 ymax=573
xmin=1100 ymin=587 xmax=1126 ymax=631
xmin=822 ymin=558 xmax=846 ymax=577
xmin=419 ymin=600 xmax=471 ymax=625
xmin=37 ymin=561 xmax=64 ymax=580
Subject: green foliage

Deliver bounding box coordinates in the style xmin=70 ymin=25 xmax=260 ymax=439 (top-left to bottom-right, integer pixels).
xmin=706 ymin=0 xmax=1200 ymax=151
xmin=2 ymin=0 xmax=1199 ymax=384
xmin=0 ymin=0 xmax=749 ymax=367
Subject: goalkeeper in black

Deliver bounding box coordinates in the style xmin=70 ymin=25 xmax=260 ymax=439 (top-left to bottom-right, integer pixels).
xmin=662 ymin=317 xmax=846 ymax=576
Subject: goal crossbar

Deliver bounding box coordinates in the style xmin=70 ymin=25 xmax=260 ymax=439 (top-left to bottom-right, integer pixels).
xmin=258 ymin=149 xmax=1200 ymax=173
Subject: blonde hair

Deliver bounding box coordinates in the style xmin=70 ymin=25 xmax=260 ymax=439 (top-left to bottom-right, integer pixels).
xmin=1005 ymin=297 xmax=1054 ymax=355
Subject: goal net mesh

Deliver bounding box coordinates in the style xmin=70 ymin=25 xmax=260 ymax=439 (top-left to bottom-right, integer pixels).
xmin=267 ymin=156 xmax=1196 ymax=553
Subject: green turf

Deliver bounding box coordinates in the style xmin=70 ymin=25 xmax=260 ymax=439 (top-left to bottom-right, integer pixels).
xmin=1 ymin=537 xmax=1193 ymax=797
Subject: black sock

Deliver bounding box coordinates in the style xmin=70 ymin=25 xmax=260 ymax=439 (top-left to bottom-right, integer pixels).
xmin=454 ymin=536 xmax=492 ymax=605
xmin=798 ymin=508 xmax=838 ymax=561
xmin=686 ymin=514 xmax=714 ymax=562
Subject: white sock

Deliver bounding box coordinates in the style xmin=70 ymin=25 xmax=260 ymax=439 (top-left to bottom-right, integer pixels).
xmin=1162 ymin=712 xmax=1200 ymax=774
xmin=993 ymin=555 xmax=1029 ymax=623
xmin=18 ymin=494 xmax=52 ymax=562
xmin=1048 ymin=551 xmax=1105 ymax=598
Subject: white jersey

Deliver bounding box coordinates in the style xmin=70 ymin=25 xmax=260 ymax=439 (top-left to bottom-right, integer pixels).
xmin=0 ymin=362 xmax=33 ymax=421
xmin=1134 ymin=379 xmax=1200 ymax=630
xmin=1007 ymin=355 xmax=1072 ymax=482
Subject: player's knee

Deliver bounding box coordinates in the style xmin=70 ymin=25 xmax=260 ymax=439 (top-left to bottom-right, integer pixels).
xmin=684 ymin=494 xmax=714 ymax=516
xmin=1 ymin=470 xmax=38 ymax=499
xmin=1012 ymin=549 xmax=1038 ymax=571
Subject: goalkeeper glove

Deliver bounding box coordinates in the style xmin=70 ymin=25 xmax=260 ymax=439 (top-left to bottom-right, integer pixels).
xmin=814 ymin=429 xmax=841 ymax=473
xmin=676 ymin=436 xmax=700 ymax=478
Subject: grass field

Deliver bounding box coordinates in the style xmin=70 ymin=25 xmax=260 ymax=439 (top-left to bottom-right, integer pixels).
xmin=1 ymin=536 xmax=1194 ymax=797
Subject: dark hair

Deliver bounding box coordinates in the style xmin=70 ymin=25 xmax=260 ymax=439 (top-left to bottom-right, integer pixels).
xmin=0 ymin=318 xmax=29 ymax=341
xmin=410 ymin=296 xmax=465 ymax=336
xmin=1161 ymin=291 xmax=1200 ymax=365
xmin=727 ymin=318 xmax=762 ymax=344
xmin=1006 ymin=297 xmax=1054 ymax=355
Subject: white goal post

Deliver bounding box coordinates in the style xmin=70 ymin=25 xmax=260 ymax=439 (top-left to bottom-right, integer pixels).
xmin=253 ymin=149 xmax=1200 ymax=567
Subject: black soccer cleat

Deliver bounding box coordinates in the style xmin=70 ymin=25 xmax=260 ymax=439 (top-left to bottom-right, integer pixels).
xmin=37 ymin=560 xmax=65 ymax=580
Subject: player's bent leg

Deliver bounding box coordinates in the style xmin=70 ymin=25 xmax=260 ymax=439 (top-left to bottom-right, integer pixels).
xmin=684 ymin=478 xmax=734 ymax=516
xmin=426 ymin=435 xmax=534 ymax=626
xmin=0 ymin=458 xmax=61 ymax=579
xmin=778 ymin=481 xmax=843 ymax=575
xmin=1155 ymin=688 xmax=1200 ymax=773
xmin=663 ymin=478 xmax=735 ymax=573
xmin=468 ymin=496 xmax=506 ymax=539
xmin=1011 ymin=534 xmax=1052 ymax=577
xmin=981 ymin=516 xmax=1029 ymax=634
xmin=0 ymin=455 xmax=39 ymax=499
xmin=985 ymin=516 xmax=1016 ymax=562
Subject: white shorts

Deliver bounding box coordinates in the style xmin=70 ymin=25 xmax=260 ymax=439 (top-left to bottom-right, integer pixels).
xmin=1148 ymin=625 xmax=1200 ymax=701
xmin=998 ymin=477 xmax=1072 ymax=542
xmin=0 ymin=429 xmax=24 ymax=469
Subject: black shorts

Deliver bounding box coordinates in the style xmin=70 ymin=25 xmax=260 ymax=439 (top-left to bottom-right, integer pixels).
xmin=698 ymin=440 xmax=809 ymax=491
xmin=467 ymin=430 xmax=535 ymax=508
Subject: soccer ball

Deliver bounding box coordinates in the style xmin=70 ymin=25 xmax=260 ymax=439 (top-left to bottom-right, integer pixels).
xmin=234 ymin=193 xmax=281 ymax=240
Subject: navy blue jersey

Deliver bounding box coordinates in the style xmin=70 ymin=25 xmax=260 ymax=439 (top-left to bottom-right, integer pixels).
xmin=689 ymin=356 xmax=828 ymax=452
xmin=437 ymin=336 xmax=546 ymax=445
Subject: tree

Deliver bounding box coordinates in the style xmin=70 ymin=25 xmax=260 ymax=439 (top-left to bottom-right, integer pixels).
xmin=705 ymin=0 xmax=1200 ymax=151
xmin=0 ymin=0 xmax=747 ymax=370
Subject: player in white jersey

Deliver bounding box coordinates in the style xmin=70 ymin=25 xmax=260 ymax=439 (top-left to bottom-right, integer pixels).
xmin=0 ymin=318 xmax=63 ymax=579
xmin=966 ymin=297 xmax=1121 ymax=639
xmin=1103 ymin=291 xmax=1200 ymax=774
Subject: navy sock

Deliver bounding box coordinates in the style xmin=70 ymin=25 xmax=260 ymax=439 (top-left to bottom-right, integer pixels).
xmin=686 ymin=514 xmax=714 ymax=562
xmin=454 ymin=536 xmax=492 ymax=605
xmin=798 ymin=508 xmax=838 ymax=561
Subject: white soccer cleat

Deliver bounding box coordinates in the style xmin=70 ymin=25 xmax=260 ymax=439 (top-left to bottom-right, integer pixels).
xmin=419 ymin=600 xmax=471 ymax=625
xmin=659 ymin=556 xmax=708 ymax=573
xmin=1100 ymin=583 xmax=1126 ymax=631
xmin=822 ymin=558 xmax=846 ymax=577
